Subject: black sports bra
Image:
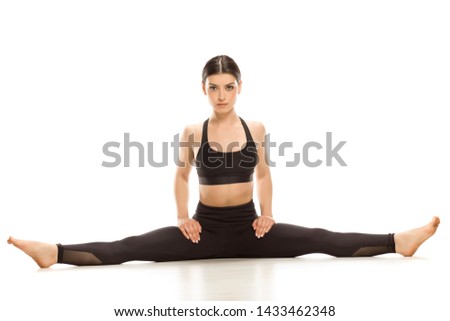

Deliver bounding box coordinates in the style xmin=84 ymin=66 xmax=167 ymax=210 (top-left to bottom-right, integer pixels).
xmin=195 ymin=117 xmax=259 ymax=185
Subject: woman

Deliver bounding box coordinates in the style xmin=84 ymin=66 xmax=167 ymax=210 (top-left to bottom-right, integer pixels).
xmin=8 ymin=55 xmax=440 ymax=268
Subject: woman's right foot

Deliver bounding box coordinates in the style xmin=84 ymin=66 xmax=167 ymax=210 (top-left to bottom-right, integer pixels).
xmin=394 ymin=216 xmax=441 ymax=257
xmin=7 ymin=237 xmax=57 ymax=268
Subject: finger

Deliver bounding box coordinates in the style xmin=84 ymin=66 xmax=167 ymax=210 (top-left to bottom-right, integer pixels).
xmin=193 ymin=222 xmax=201 ymax=235
xmin=185 ymin=225 xmax=198 ymax=242
xmin=255 ymin=221 xmax=265 ymax=238
xmin=258 ymin=219 xmax=268 ymax=237
xmin=265 ymin=221 xmax=274 ymax=233
xmin=187 ymin=230 xmax=197 ymax=243
xmin=192 ymin=228 xmax=201 ymax=242
xmin=261 ymin=222 xmax=274 ymax=237
xmin=255 ymin=217 xmax=263 ymax=229
xmin=191 ymin=222 xmax=200 ymax=235
xmin=192 ymin=232 xmax=201 ymax=243
xmin=252 ymin=219 xmax=258 ymax=230
xmin=179 ymin=226 xmax=190 ymax=240
xmin=188 ymin=224 xmax=200 ymax=243
xmin=257 ymin=219 xmax=273 ymax=238
xmin=189 ymin=233 xmax=199 ymax=243
xmin=195 ymin=221 xmax=202 ymax=233
xmin=257 ymin=225 xmax=266 ymax=238
xmin=185 ymin=227 xmax=196 ymax=242
xmin=262 ymin=219 xmax=272 ymax=229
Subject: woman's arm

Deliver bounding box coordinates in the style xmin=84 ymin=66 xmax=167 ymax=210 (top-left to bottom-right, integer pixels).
xmin=174 ymin=125 xmax=202 ymax=243
xmin=253 ymin=122 xmax=275 ymax=238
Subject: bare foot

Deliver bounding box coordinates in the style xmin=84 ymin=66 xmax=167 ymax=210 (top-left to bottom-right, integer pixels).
xmin=394 ymin=216 xmax=440 ymax=257
xmin=7 ymin=236 xmax=57 ymax=268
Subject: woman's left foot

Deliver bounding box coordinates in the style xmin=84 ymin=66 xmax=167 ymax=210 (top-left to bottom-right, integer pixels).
xmin=394 ymin=216 xmax=440 ymax=257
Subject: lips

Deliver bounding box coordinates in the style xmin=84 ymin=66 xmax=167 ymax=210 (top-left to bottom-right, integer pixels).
xmin=217 ymin=103 xmax=228 ymax=106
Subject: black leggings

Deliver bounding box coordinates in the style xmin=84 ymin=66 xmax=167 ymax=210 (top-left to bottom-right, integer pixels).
xmin=57 ymin=200 xmax=396 ymax=266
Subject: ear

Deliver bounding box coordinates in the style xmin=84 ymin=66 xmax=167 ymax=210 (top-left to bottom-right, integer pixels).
xmin=201 ymin=81 xmax=207 ymax=95
xmin=237 ymin=80 xmax=243 ymax=94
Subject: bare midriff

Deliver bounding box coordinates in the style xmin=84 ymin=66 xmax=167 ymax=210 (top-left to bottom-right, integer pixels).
xmin=199 ymin=182 xmax=254 ymax=207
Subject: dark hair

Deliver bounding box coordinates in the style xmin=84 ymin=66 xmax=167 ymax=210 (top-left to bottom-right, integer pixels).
xmin=201 ymin=55 xmax=241 ymax=84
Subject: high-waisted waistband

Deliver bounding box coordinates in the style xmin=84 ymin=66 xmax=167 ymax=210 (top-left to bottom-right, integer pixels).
xmin=193 ymin=199 xmax=258 ymax=226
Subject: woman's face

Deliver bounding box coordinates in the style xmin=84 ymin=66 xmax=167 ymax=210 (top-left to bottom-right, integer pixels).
xmin=202 ymin=73 xmax=242 ymax=113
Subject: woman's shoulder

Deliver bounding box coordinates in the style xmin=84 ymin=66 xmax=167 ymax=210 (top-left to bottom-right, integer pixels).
xmin=180 ymin=122 xmax=203 ymax=142
xmin=244 ymin=119 xmax=267 ymax=141
xmin=245 ymin=119 xmax=266 ymax=130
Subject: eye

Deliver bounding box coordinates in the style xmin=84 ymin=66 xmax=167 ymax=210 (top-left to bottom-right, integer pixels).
xmin=226 ymin=85 xmax=235 ymax=91
xmin=209 ymin=86 xmax=217 ymax=91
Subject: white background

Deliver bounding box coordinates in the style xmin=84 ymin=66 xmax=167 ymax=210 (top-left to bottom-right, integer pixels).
xmin=1 ymin=1 xmax=449 ymax=320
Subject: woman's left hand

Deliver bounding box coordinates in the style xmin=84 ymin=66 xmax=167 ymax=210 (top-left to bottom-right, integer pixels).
xmin=252 ymin=215 xmax=275 ymax=238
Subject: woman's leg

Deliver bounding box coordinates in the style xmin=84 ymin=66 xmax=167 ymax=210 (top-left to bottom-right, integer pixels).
xmin=232 ymin=217 xmax=440 ymax=258
xmin=8 ymin=226 xmax=224 ymax=267
xmin=8 ymin=217 xmax=440 ymax=267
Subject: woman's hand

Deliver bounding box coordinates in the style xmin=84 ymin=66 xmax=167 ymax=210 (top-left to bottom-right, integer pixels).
xmin=178 ymin=218 xmax=202 ymax=243
xmin=252 ymin=215 xmax=275 ymax=238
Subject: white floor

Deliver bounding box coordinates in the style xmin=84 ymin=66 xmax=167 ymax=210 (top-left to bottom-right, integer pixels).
xmin=2 ymin=249 xmax=448 ymax=321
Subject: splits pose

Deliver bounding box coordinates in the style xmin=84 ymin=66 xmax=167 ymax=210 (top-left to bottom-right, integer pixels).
xmin=8 ymin=55 xmax=440 ymax=268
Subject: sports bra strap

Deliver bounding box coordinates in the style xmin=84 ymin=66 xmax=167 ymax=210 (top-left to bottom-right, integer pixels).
xmin=201 ymin=118 xmax=209 ymax=146
xmin=239 ymin=117 xmax=254 ymax=142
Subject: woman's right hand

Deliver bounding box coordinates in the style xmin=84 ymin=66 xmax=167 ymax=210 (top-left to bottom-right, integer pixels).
xmin=178 ymin=218 xmax=202 ymax=243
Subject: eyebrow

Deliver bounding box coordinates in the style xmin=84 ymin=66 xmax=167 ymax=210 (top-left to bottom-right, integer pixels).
xmin=208 ymin=82 xmax=236 ymax=86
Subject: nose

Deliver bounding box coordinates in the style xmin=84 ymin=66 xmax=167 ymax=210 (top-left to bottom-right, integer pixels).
xmin=218 ymin=88 xmax=226 ymax=101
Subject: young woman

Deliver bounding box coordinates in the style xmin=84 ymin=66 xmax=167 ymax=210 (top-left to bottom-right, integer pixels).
xmin=8 ymin=55 xmax=440 ymax=268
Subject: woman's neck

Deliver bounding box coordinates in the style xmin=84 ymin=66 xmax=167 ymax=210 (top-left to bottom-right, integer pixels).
xmin=210 ymin=109 xmax=239 ymax=125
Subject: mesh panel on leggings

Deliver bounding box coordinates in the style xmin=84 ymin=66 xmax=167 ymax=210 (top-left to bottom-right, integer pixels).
xmin=57 ymin=244 xmax=102 ymax=265
xmin=351 ymin=233 xmax=396 ymax=257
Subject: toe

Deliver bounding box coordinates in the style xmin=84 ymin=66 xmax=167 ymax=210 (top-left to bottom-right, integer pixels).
xmin=435 ymin=216 xmax=440 ymax=226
